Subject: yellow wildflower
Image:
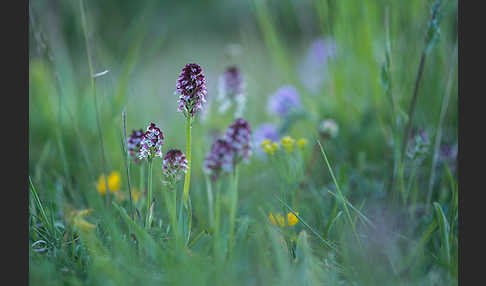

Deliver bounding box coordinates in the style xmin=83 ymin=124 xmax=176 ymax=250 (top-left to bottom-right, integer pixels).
xmin=281 ymin=136 xmax=295 ymax=152
xmin=261 ymin=139 xmax=272 ymax=148
xmin=73 ymin=208 xmax=96 ymax=231
xmin=287 ymin=212 xmax=299 ymax=226
xmin=269 ymin=213 xmax=285 ymax=227
xmin=297 ymin=138 xmax=308 ymax=149
xmin=275 ymin=214 xmax=286 ymax=227
xmin=269 ymin=213 xmax=277 ymax=226
xmin=263 ymin=141 xmax=279 ymax=156
xmin=96 ymin=171 xmax=121 ymax=195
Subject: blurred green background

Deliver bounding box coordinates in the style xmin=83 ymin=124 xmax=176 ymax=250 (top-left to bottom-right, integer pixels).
xmin=29 ymin=0 xmax=458 ymax=285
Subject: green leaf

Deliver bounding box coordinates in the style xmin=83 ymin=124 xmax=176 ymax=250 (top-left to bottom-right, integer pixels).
xmin=433 ymin=202 xmax=451 ymax=266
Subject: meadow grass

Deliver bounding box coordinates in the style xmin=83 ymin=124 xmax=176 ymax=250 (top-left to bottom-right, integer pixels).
xmin=29 ymin=0 xmax=457 ymax=285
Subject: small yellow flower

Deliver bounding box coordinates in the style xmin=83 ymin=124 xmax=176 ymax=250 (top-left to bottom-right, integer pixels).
xmin=97 ymin=171 xmax=121 ymax=195
xmin=297 ymin=138 xmax=308 ymax=149
xmin=269 ymin=213 xmax=277 ymax=226
xmin=281 ymin=136 xmax=295 ymax=152
xmin=275 ymin=214 xmax=286 ymax=227
xmin=261 ymin=139 xmax=272 ymax=148
xmin=287 ymin=212 xmax=299 ymax=226
xmin=263 ymin=141 xmax=279 ymax=156
xmin=73 ymin=208 xmax=96 ymax=231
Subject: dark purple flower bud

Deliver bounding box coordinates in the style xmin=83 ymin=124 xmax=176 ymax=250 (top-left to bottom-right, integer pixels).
xmin=267 ymin=85 xmax=301 ymax=117
xmin=203 ymin=139 xmax=234 ymax=181
xmin=176 ymin=63 xmax=208 ymax=118
xmin=162 ymin=149 xmax=188 ymax=185
xmin=127 ymin=129 xmax=144 ymax=161
xmin=224 ymin=118 xmax=252 ymax=161
xmin=139 ymin=123 xmax=164 ymax=160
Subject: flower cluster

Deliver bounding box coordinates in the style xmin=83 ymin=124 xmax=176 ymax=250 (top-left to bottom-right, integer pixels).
xmin=217 ymin=66 xmax=246 ymax=117
xmin=96 ymin=171 xmax=121 ymax=195
xmin=176 ymin=63 xmax=208 ymax=118
xmin=281 ymin=136 xmax=295 ymax=152
xmin=268 ymin=212 xmax=299 ymax=227
xmin=139 ymin=123 xmax=164 ymax=160
xmin=224 ymin=118 xmax=252 ymax=162
xmin=204 ymin=118 xmax=252 ymax=180
xmin=162 ymin=149 xmax=189 ymax=186
xmin=260 ymin=135 xmax=307 ymax=156
xmin=261 ymin=139 xmax=279 ymax=156
xmin=267 ymin=85 xmax=301 ymax=117
xmin=127 ymin=129 xmax=144 ymax=160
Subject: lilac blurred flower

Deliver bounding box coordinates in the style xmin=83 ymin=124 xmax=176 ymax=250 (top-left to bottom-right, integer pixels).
xmin=139 ymin=123 xmax=165 ymax=161
xmin=203 ymin=138 xmax=235 ymax=181
xmin=267 ymin=85 xmax=301 ymax=117
xmin=439 ymin=142 xmax=457 ymax=171
xmin=176 ymin=63 xmax=208 ymax=118
xmin=298 ymin=37 xmax=337 ymax=92
xmin=162 ymin=149 xmax=188 ymax=186
xmin=253 ymin=123 xmax=279 ymax=145
xmin=217 ymin=66 xmax=246 ymax=117
xmin=224 ymin=118 xmax=252 ymax=162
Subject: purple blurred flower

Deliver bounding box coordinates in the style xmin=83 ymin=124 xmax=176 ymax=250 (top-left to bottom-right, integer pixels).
xmin=439 ymin=142 xmax=457 ymax=171
xmin=267 ymin=85 xmax=301 ymax=117
xmin=127 ymin=129 xmax=144 ymax=161
xmin=203 ymin=139 xmax=235 ymax=181
xmin=407 ymin=128 xmax=430 ymax=159
xmin=162 ymin=149 xmax=188 ymax=185
xmin=218 ymin=66 xmax=246 ymax=117
xmin=224 ymin=118 xmax=252 ymax=162
xmin=298 ymin=37 xmax=337 ymax=92
xmin=139 ymin=123 xmax=164 ymax=161
xmin=253 ymin=123 xmax=279 ymax=145
xmin=176 ymin=63 xmax=208 ymax=118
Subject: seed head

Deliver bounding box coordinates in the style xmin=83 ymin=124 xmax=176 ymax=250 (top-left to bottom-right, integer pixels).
xmin=319 ymin=119 xmax=339 ymax=138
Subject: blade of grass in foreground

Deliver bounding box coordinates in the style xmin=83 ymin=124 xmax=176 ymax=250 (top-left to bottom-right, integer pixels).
xmin=317 ymin=140 xmax=361 ymax=246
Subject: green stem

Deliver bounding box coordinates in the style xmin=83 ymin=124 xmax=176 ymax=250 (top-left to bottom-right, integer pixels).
xmin=182 ymin=116 xmax=192 ymax=205
xmin=205 ymin=175 xmax=214 ymax=228
xmin=228 ymin=165 xmax=239 ymax=257
xmin=145 ymin=160 xmax=153 ymax=230
xmin=214 ymin=182 xmax=223 ymax=260
xmin=80 ymin=0 xmax=110 ymax=203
